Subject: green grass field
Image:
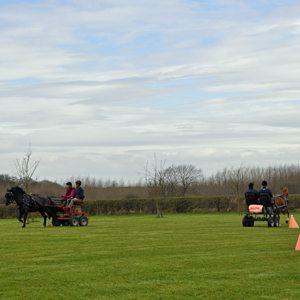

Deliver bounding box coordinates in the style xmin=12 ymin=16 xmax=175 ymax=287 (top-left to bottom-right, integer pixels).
xmin=1 ymin=213 xmax=300 ymax=300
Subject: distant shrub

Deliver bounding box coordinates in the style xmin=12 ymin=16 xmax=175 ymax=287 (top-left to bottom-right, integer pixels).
xmin=1 ymin=195 xmax=300 ymax=219
xmin=0 ymin=204 xmax=19 ymax=219
xmin=82 ymin=195 xmax=240 ymax=215
xmin=124 ymin=193 xmax=141 ymax=199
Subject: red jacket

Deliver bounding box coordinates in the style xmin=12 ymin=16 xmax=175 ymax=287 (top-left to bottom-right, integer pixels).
xmin=63 ymin=187 xmax=75 ymax=198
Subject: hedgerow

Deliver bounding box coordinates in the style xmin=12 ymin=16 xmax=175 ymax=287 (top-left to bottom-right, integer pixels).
xmin=2 ymin=195 xmax=299 ymax=218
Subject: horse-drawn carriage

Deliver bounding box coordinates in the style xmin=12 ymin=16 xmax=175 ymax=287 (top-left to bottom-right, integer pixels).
xmin=243 ymin=192 xmax=288 ymax=227
xmin=51 ymin=198 xmax=89 ymax=227
xmin=5 ymin=186 xmax=89 ymax=228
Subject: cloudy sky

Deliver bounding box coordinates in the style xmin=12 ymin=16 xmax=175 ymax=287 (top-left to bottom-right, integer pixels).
xmin=1 ymin=0 xmax=300 ymax=183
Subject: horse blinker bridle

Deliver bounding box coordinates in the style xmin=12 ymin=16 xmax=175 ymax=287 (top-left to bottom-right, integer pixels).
xmin=5 ymin=190 xmax=15 ymax=205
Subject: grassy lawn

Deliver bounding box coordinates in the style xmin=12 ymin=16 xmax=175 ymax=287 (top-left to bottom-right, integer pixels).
xmin=0 ymin=213 xmax=300 ymax=300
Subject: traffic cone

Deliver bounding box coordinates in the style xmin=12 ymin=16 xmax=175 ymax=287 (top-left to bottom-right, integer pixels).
xmin=289 ymin=215 xmax=299 ymax=229
xmin=295 ymin=234 xmax=300 ymax=251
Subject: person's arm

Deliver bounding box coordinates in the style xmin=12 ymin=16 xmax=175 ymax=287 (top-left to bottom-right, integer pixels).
xmin=62 ymin=190 xmax=68 ymax=197
xmin=79 ymin=188 xmax=85 ymax=199
xmin=67 ymin=189 xmax=75 ymax=198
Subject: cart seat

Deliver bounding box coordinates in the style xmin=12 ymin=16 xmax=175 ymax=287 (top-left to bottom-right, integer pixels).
xmin=74 ymin=199 xmax=84 ymax=204
xmin=259 ymin=193 xmax=274 ymax=206
xmin=245 ymin=192 xmax=258 ymax=206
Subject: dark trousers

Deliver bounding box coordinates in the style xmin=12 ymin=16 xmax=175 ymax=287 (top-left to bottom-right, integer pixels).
xmin=61 ymin=198 xmax=67 ymax=206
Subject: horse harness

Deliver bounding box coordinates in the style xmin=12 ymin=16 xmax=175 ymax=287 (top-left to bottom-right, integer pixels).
xmin=278 ymin=195 xmax=289 ymax=206
xmin=22 ymin=194 xmax=42 ymax=208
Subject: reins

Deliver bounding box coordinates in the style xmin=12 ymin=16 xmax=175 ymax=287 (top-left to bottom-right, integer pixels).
xmin=274 ymin=194 xmax=288 ymax=212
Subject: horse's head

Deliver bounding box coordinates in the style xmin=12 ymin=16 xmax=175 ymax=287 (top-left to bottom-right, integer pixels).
xmin=282 ymin=187 xmax=288 ymax=197
xmin=5 ymin=189 xmax=15 ymax=206
xmin=7 ymin=186 xmax=26 ymax=204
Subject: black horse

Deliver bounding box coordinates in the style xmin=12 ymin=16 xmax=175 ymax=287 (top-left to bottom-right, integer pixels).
xmin=5 ymin=186 xmax=57 ymax=228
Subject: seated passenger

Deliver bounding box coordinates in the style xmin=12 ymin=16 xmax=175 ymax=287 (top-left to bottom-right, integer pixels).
xmin=244 ymin=182 xmax=259 ymax=199
xmin=258 ymin=180 xmax=273 ymax=198
xmin=67 ymin=180 xmax=85 ymax=211
xmin=61 ymin=182 xmax=74 ymax=206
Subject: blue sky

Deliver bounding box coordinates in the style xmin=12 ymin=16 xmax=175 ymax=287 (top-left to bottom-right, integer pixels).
xmin=1 ymin=0 xmax=300 ymax=182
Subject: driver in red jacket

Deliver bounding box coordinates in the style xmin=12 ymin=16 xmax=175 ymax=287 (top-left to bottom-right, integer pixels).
xmin=61 ymin=182 xmax=74 ymax=206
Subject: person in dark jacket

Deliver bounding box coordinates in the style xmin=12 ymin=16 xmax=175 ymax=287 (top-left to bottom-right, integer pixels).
xmin=258 ymin=180 xmax=273 ymax=198
xmin=61 ymin=182 xmax=74 ymax=206
xmin=244 ymin=182 xmax=259 ymax=199
xmin=67 ymin=180 xmax=85 ymax=211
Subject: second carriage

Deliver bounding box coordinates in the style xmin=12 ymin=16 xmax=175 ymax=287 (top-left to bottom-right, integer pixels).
xmin=243 ymin=192 xmax=288 ymax=227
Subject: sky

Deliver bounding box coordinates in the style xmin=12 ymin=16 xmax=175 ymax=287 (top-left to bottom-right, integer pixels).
xmin=1 ymin=0 xmax=300 ymax=183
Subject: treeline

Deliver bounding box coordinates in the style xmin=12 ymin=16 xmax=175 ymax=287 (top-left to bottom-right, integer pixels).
xmin=199 ymin=164 xmax=300 ymax=196
xmin=1 ymin=164 xmax=300 ymax=202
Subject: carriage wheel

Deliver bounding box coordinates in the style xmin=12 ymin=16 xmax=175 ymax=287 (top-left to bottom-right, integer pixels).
xmin=274 ymin=217 xmax=279 ymax=227
xmin=52 ymin=218 xmax=61 ymax=226
xmin=249 ymin=221 xmax=254 ymax=227
xmin=69 ymin=216 xmax=79 ymax=227
xmin=242 ymin=216 xmax=249 ymax=227
xmin=79 ymin=216 xmax=89 ymax=226
xmin=268 ymin=217 xmax=275 ymax=227
xmin=62 ymin=220 xmax=69 ymax=226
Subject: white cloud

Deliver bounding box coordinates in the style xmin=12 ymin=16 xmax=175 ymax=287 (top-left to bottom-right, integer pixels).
xmin=1 ymin=0 xmax=300 ymax=182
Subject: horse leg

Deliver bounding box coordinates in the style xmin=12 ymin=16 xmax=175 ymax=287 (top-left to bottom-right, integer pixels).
xmin=22 ymin=211 xmax=28 ymax=228
xmin=286 ymin=209 xmax=290 ymax=224
xmin=46 ymin=212 xmax=52 ymax=227
xmin=49 ymin=207 xmax=58 ymax=226
xmin=24 ymin=212 xmax=30 ymax=224
xmin=40 ymin=210 xmax=47 ymax=227
xmin=44 ymin=209 xmax=52 ymax=227
xmin=18 ymin=209 xmax=24 ymax=223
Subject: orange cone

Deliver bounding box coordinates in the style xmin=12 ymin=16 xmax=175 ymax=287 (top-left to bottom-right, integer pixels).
xmin=289 ymin=215 xmax=299 ymax=229
xmin=295 ymin=234 xmax=300 ymax=251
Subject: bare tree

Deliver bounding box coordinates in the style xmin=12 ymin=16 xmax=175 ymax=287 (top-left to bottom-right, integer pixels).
xmin=13 ymin=144 xmax=41 ymax=194
xmin=13 ymin=144 xmax=41 ymax=222
xmin=177 ymin=164 xmax=203 ymax=196
xmin=144 ymin=161 xmax=203 ymax=206
xmin=161 ymin=165 xmax=179 ymax=197
xmin=228 ymin=164 xmax=249 ymax=214
xmin=144 ymin=154 xmax=164 ymax=218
